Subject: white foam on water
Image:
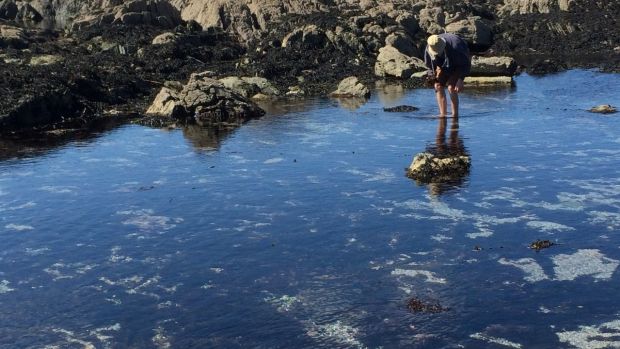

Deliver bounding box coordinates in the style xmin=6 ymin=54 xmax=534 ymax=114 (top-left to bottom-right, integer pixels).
xmin=470 ymin=333 xmax=522 ymax=348
xmin=557 ymin=319 xmax=620 ymax=349
xmin=117 ymin=209 xmax=183 ymax=231
xmin=264 ymin=157 xmax=284 ymax=164
xmin=44 ymin=263 xmax=98 ymax=281
xmin=0 ymin=280 xmax=15 ymax=294
xmin=25 ymin=247 xmax=50 ymax=255
xmin=552 ymin=249 xmax=619 ymax=281
xmin=4 ymin=223 xmax=34 ymax=231
xmin=3 ymin=201 xmax=36 ymax=211
xmin=306 ymin=321 xmax=366 ymax=349
xmin=498 ymin=258 xmax=549 ymax=282
xmin=431 ymin=234 xmax=452 ymax=242
xmin=109 ymin=247 xmax=133 ymax=263
xmin=588 ymin=211 xmax=620 ymax=230
xmin=264 ymin=294 xmax=300 ymax=312
xmin=526 ymin=220 xmax=575 ymax=233
xmin=391 ymin=269 xmax=447 ymax=284
xmin=39 ymin=186 xmax=77 ymax=194
xmin=152 ymin=327 xmax=172 ymax=349
xmin=467 ymin=227 xmax=493 ymax=239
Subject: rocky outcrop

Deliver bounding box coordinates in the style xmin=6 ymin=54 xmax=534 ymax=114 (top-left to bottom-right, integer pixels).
xmin=71 ymin=0 xmax=182 ymax=31
xmin=330 ymin=76 xmax=370 ymax=98
xmin=0 ymin=24 xmax=28 ymax=48
xmin=406 ymin=152 xmax=471 ymax=183
xmin=0 ymin=89 xmax=84 ymax=131
xmin=146 ymin=73 xmax=265 ymax=125
xmin=385 ymin=32 xmax=418 ymax=57
xmin=499 ymin=0 xmax=574 ymax=15
xmin=375 ymin=45 xmax=426 ymax=79
xmin=169 ymin=0 xmax=326 ymax=42
xmin=470 ymin=56 xmax=517 ymax=76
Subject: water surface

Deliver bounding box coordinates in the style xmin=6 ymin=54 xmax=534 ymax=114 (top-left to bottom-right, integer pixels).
xmin=1 ymin=70 xmax=620 ymax=348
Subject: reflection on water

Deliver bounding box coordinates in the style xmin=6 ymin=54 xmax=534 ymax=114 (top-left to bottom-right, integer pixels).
xmin=333 ymin=97 xmax=369 ymax=110
xmin=425 ymin=116 xmax=470 ymax=196
xmin=1 ymin=70 xmax=620 ymax=348
xmin=375 ymin=81 xmax=406 ymax=106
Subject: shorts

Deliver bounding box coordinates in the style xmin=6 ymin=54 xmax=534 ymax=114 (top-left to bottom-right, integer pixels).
xmin=436 ymin=68 xmax=461 ymax=87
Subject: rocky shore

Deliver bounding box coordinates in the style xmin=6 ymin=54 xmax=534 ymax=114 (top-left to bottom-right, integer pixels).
xmin=0 ymin=0 xmax=618 ymax=135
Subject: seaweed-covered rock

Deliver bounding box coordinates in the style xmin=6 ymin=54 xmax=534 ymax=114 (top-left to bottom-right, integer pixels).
xmin=406 ymin=152 xmax=471 ymax=183
xmin=384 ymin=105 xmax=418 ymax=112
xmin=330 ymin=76 xmax=370 ymax=98
xmin=146 ymin=73 xmax=265 ymax=125
xmin=589 ymin=105 xmax=617 ymax=114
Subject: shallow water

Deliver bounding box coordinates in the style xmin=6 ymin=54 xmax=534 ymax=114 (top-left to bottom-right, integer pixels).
xmin=1 ymin=70 xmax=620 ymax=348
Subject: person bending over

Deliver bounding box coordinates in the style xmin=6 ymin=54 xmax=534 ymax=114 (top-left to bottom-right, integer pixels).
xmin=424 ymin=33 xmax=471 ymax=118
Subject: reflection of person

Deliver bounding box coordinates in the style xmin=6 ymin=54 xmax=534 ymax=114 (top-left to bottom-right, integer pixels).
xmin=433 ymin=115 xmax=466 ymax=157
xmin=425 ymin=116 xmax=469 ymax=196
xmin=424 ymin=34 xmax=471 ymax=118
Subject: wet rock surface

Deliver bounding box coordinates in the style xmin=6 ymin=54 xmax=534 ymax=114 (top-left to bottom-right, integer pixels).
xmin=383 ymin=105 xmax=418 ymax=112
xmin=0 ymin=0 xmax=618 ymax=134
xmin=406 ymin=152 xmax=471 ymax=184
xmin=589 ymin=105 xmax=617 ymax=114
xmin=406 ymin=297 xmax=448 ymax=314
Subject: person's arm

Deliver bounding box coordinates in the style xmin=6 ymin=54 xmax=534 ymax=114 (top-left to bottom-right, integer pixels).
xmin=424 ymin=50 xmax=434 ymax=77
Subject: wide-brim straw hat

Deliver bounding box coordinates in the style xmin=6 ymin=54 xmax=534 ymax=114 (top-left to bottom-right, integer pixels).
xmin=427 ymin=35 xmax=446 ymax=57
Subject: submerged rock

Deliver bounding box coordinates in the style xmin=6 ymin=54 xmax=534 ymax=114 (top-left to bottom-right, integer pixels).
xmin=406 ymin=297 xmax=448 ymax=314
xmin=330 ymin=76 xmax=370 ymax=98
xmin=145 ymin=73 xmax=265 ymax=126
xmin=383 ymin=105 xmax=418 ymax=112
xmin=406 ymin=152 xmax=471 ymax=183
xmin=464 ymin=76 xmax=514 ymax=86
xmin=589 ymin=105 xmax=617 ymax=114
xmin=530 ymin=239 xmax=555 ymax=251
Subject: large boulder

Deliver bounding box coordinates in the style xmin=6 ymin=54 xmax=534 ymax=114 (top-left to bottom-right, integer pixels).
xmin=0 ymin=24 xmax=28 ymax=49
xmin=146 ymin=73 xmax=265 ymax=126
xmin=470 ymin=56 xmax=517 ymax=76
xmin=385 ymin=32 xmax=418 ymax=57
xmin=71 ymin=0 xmax=181 ymax=31
xmin=419 ymin=7 xmax=445 ymax=35
xmin=445 ymin=17 xmax=493 ymax=48
xmin=330 ymin=76 xmax=370 ymax=98
xmin=0 ymin=0 xmax=18 ymax=20
xmin=375 ymin=45 xmax=426 ymax=79
xmin=282 ymin=25 xmax=327 ymax=49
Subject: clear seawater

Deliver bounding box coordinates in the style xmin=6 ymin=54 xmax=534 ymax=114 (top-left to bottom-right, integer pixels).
xmin=1 ymin=70 xmax=620 ymax=348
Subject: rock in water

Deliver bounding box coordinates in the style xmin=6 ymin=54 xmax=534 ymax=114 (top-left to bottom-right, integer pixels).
xmin=146 ymin=73 xmax=265 ymax=126
xmin=406 ymin=152 xmax=471 ymax=183
xmin=589 ymin=105 xmax=617 ymax=114
xmin=330 ymin=76 xmax=370 ymax=98
xmin=383 ymin=105 xmax=418 ymax=112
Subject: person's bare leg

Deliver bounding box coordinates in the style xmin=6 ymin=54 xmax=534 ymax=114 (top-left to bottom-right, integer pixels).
xmin=448 ymin=85 xmax=459 ymax=117
xmin=435 ymin=84 xmax=447 ymax=117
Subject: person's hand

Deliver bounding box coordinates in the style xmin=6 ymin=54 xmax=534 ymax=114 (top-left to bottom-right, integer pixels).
xmin=454 ymin=78 xmax=464 ymax=93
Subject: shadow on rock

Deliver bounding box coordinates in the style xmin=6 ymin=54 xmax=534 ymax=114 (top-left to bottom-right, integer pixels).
xmin=406 ymin=117 xmax=470 ymax=196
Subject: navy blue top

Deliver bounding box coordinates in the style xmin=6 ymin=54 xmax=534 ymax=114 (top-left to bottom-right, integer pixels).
xmin=424 ymin=33 xmax=471 ymax=79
